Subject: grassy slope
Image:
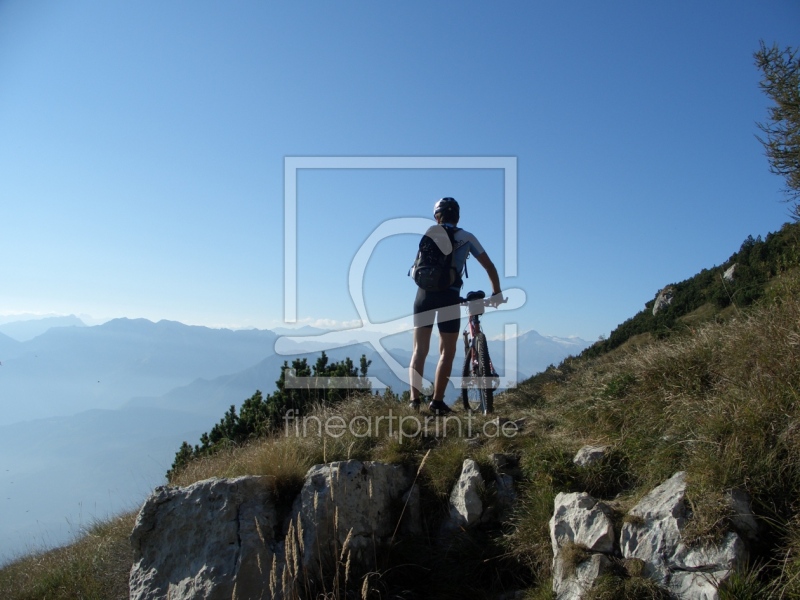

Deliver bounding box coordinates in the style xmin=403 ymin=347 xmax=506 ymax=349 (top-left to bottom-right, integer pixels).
xmin=2 ymin=224 xmax=799 ymax=599
xmin=0 ymin=513 xmax=134 ymax=600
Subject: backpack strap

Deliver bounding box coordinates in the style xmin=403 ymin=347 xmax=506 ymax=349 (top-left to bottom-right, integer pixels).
xmin=444 ymin=225 xmax=464 ymax=286
xmin=445 ymin=225 xmax=468 ymax=280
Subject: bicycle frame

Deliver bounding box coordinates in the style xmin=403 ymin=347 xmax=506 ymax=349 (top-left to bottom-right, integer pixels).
xmin=463 ymin=313 xmax=482 ymax=371
xmin=463 ymin=315 xmax=498 ymax=380
xmin=460 ymin=292 xmax=498 ymax=414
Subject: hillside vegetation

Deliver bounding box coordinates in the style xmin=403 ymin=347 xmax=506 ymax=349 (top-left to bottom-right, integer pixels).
xmin=1 ymin=223 xmax=799 ymax=599
xmin=584 ymin=221 xmax=800 ymax=357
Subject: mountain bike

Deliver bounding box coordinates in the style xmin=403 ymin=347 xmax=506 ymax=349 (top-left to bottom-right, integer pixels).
xmin=460 ymin=291 xmax=502 ymax=414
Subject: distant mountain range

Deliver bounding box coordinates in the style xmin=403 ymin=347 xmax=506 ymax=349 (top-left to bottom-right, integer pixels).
xmin=0 ymin=314 xmax=86 ymax=342
xmin=0 ymin=318 xmax=279 ymax=424
xmin=0 ymin=317 xmax=589 ymax=425
xmin=0 ymin=315 xmax=589 ymax=563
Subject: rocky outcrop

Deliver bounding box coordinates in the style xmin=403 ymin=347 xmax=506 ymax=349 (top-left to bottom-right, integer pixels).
xmin=653 ymin=286 xmax=675 ymax=316
xmin=550 ymin=493 xmax=616 ymax=556
xmin=292 ymin=460 xmax=414 ymax=580
xmin=127 ymin=458 xmax=754 ymax=600
xmin=549 ymin=492 xmax=616 ymax=599
xmin=621 ymin=471 xmax=748 ymax=599
xmin=549 ymin=471 xmax=753 ymax=600
xmin=400 ymin=483 xmax=423 ymax=535
xmin=621 ymin=471 xmax=690 ymax=583
xmin=723 ymin=264 xmax=737 ymax=282
xmin=573 ymin=445 xmax=610 ymax=467
xmin=129 ymin=476 xmax=277 ymax=600
xmin=130 ymin=461 xmax=420 ymax=600
xmin=668 ymin=533 xmax=747 ymax=599
xmin=442 ymin=456 xmax=520 ymax=531
xmin=494 ymin=472 xmax=517 ymax=514
xmin=447 ymin=458 xmax=484 ymax=528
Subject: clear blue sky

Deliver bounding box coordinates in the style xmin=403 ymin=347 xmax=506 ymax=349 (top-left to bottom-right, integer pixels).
xmin=1 ymin=1 xmax=797 ymax=341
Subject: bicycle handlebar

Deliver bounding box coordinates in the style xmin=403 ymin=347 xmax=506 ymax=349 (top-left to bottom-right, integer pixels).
xmin=459 ymin=291 xmax=507 ymax=307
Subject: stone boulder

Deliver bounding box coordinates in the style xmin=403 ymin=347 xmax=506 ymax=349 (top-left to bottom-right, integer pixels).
xmin=554 ymin=554 xmax=614 ymax=600
xmin=621 ymin=471 xmax=689 ymax=583
xmin=293 ymin=460 xmax=415 ymax=579
xmin=669 ymin=533 xmax=747 ymax=599
xmin=442 ymin=456 xmax=520 ymax=529
xmin=129 ymin=476 xmax=276 ymax=600
xmin=573 ymin=445 xmax=610 ymax=468
xmin=130 ymin=462 xmax=423 ymax=599
xmin=653 ymin=286 xmax=675 ymax=316
xmin=549 ymin=492 xmax=616 ymax=599
xmin=620 ymin=471 xmax=749 ymax=599
xmin=448 ymin=458 xmax=484 ymax=528
xmin=723 ymin=264 xmax=737 ymax=282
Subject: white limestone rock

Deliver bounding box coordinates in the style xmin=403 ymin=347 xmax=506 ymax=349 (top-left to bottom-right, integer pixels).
xmin=672 ymin=532 xmax=746 ymax=572
xmin=573 ymin=445 xmax=610 ymax=467
xmin=129 ymin=476 xmax=276 ymax=600
xmin=653 ymin=286 xmax=675 ymax=315
xmin=448 ymin=458 xmax=484 ymax=527
xmin=550 ymin=492 xmax=616 ymax=600
xmin=550 ymin=492 xmax=616 ymax=555
xmin=723 ymin=264 xmax=737 ymax=282
xmin=621 ymin=471 xmax=688 ymax=582
xmin=620 ymin=472 xmax=748 ymax=599
xmin=293 ymin=460 xmax=414 ymax=576
xmin=669 ymin=570 xmax=735 ymax=600
xmin=553 ymin=552 xmax=613 ymax=600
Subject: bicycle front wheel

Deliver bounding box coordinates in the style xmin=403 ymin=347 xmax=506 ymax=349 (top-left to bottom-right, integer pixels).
xmin=461 ymin=351 xmax=484 ymax=413
xmin=461 ymin=333 xmax=494 ymax=414
xmin=476 ymin=333 xmax=494 ymax=414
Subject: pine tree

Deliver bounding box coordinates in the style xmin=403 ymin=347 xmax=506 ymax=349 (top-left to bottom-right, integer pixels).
xmin=755 ymin=42 xmax=800 ymax=217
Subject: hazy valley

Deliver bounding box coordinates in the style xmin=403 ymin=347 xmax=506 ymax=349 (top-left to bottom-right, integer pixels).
xmin=0 ymin=315 xmax=589 ymax=561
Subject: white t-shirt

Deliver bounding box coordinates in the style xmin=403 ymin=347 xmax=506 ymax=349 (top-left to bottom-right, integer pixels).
xmin=444 ymin=224 xmax=485 ymax=277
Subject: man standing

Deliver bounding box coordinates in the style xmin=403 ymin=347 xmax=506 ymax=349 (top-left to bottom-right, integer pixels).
xmin=409 ymin=197 xmax=503 ymax=414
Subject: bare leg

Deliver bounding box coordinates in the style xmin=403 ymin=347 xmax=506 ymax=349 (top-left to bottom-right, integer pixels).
xmin=433 ymin=331 xmax=459 ymax=402
xmin=409 ymin=326 xmax=433 ymax=401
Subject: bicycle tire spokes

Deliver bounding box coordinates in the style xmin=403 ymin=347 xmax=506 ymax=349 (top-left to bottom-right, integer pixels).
xmin=461 ymin=319 xmax=495 ymax=414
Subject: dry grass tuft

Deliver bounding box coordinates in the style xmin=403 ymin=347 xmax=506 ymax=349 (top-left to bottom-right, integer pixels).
xmin=558 ymin=542 xmax=592 ymax=576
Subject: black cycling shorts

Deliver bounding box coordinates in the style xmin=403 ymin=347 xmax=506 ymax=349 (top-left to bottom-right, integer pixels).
xmin=413 ymin=288 xmax=461 ymax=334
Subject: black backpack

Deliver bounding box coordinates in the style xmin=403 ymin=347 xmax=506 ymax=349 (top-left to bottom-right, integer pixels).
xmin=409 ymin=225 xmax=463 ymax=291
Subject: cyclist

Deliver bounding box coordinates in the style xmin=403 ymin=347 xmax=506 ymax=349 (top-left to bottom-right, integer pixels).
xmin=409 ymin=197 xmax=504 ymax=414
